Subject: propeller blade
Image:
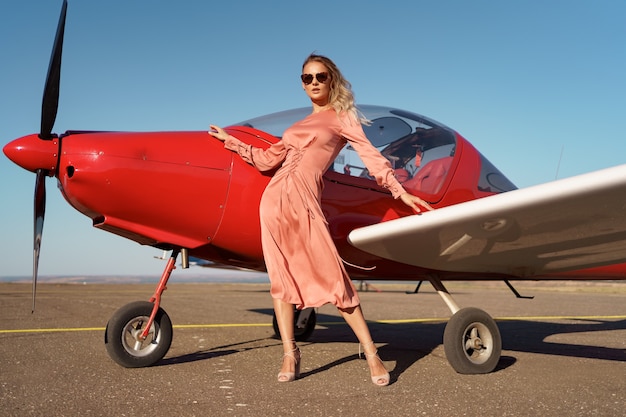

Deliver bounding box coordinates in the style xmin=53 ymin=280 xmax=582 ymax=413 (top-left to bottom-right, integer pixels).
xmin=33 ymin=169 xmax=47 ymax=312
xmin=40 ymin=0 xmax=68 ymax=139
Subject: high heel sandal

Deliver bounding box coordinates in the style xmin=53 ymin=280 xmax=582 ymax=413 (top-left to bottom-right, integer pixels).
xmin=277 ymin=344 xmax=301 ymax=382
xmin=360 ymin=341 xmax=390 ymax=387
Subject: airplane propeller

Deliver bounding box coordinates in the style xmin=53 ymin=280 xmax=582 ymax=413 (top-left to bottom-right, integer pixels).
xmin=30 ymin=0 xmax=67 ymax=311
xmin=40 ymin=0 xmax=67 ymax=140
xmin=33 ymin=169 xmax=47 ymax=312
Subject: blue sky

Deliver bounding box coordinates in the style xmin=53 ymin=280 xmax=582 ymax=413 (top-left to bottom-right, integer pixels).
xmin=1 ymin=0 xmax=625 ymax=278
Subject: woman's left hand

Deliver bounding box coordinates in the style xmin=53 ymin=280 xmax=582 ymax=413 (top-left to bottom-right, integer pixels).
xmin=399 ymin=192 xmax=434 ymax=213
xmin=208 ymin=124 xmax=229 ymax=142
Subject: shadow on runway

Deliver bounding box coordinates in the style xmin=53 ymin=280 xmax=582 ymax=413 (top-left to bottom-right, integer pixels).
xmin=156 ymin=337 xmax=279 ymax=367
xmin=498 ymin=318 xmax=626 ymax=362
xmin=157 ymin=309 xmax=625 ymax=378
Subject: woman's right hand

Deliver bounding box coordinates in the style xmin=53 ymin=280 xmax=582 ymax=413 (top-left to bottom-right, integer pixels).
xmin=208 ymin=124 xmax=229 ymax=142
xmin=399 ymin=192 xmax=434 ymax=213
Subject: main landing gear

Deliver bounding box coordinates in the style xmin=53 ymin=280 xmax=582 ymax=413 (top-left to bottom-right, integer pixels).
xmin=266 ymin=277 xmax=503 ymax=374
xmin=272 ymin=307 xmax=317 ymax=342
xmin=429 ymin=276 xmax=502 ymax=374
xmin=269 ymin=276 xmax=503 ymax=374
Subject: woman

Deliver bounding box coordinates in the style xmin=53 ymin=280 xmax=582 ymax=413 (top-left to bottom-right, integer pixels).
xmin=209 ymin=54 xmax=432 ymax=386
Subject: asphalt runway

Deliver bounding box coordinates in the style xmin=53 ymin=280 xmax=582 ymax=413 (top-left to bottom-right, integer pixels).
xmin=1 ymin=280 xmax=624 ymax=416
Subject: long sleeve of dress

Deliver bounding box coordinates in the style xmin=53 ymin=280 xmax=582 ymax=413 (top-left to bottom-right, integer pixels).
xmin=224 ymin=136 xmax=287 ymax=172
xmin=339 ymin=114 xmax=407 ymax=199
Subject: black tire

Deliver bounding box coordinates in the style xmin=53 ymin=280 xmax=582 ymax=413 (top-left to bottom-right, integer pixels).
xmin=104 ymin=301 xmax=173 ymax=368
xmin=272 ymin=307 xmax=317 ymax=342
xmin=443 ymin=307 xmax=501 ymax=374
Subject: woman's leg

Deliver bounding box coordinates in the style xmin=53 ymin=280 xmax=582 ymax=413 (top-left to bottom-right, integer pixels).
xmin=338 ymin=305 xmax=389 ymax=383
xmin=273 ymin=298 xmax=300 ymax=380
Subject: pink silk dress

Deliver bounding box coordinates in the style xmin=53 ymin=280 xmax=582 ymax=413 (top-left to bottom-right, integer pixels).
xmin=224 ymin=110 xmax=406 ymax=310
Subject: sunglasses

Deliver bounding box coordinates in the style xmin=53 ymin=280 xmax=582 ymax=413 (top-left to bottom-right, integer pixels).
xmin=301 ymin=72 xmax=329 ymax=85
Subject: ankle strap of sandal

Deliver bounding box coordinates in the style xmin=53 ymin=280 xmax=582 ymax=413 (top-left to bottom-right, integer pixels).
xmin=359 ymin=341 xmax=378 ymax=358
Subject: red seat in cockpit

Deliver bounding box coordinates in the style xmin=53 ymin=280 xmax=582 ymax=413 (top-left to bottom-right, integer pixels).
xmin=401 ymin=156 xmax=453 ymax=195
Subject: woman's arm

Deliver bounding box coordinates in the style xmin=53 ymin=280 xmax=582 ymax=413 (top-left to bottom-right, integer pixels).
xmin=340 ymin=117 xmax=433 ymax=213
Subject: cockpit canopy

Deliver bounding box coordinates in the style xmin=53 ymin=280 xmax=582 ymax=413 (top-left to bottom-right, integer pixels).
xmin=237 ymin=105 xmax=515 ymax=195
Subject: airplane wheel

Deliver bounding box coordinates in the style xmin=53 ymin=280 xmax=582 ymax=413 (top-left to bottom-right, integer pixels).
xmin=272 ymin=307 xmax=317 ymax=342
xmin=443 ymin=307 xmax=501 ymax=374
xmin=104 ymin=301 xmax=173 ymax=368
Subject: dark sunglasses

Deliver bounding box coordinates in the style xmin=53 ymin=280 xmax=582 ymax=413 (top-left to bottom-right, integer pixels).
xmin=301 ymin=72 xmax=329 ymax=85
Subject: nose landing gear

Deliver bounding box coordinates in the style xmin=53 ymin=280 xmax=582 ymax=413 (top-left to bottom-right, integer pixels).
xmin=104 ymin=250 xmax=180 ymax=367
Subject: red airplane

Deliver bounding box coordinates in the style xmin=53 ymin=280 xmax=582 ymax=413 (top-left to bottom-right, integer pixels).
xmin=5 ymin=1 xmax=626 ymax=374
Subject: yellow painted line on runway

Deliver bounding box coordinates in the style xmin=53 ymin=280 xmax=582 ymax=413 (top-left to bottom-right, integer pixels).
xmin=1 ymin=315 xmax=624 ymax=335
xmin=0 ymin=327 xmax=106 ymax=333
xmin=496 ymin=315 xmax=626 ymax=321
xmin=372 ymin=315 xmax=626 ymax=324
xmin=369 ymin=318 xmax=448 ymax=324
xmin=0 ymin=324 xmax=270 ymax=334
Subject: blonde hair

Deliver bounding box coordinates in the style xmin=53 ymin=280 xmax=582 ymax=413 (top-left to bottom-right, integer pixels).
xmin=302 ymin=54 xmax=369 ymax=125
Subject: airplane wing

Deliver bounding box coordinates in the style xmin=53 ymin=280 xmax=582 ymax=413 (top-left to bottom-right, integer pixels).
xmin=348 ymin=165 xmax=626 ymax=277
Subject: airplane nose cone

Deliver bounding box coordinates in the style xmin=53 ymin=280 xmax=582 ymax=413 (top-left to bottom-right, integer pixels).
xmin=3 ymin=134 xmax=60 ymax=175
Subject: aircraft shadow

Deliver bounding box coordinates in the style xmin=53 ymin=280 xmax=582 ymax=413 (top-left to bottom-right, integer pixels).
xmin=158 ymin=309 xmax=625 ymax=378
xmin=498 ymin=318 xmax=626 ymax=362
